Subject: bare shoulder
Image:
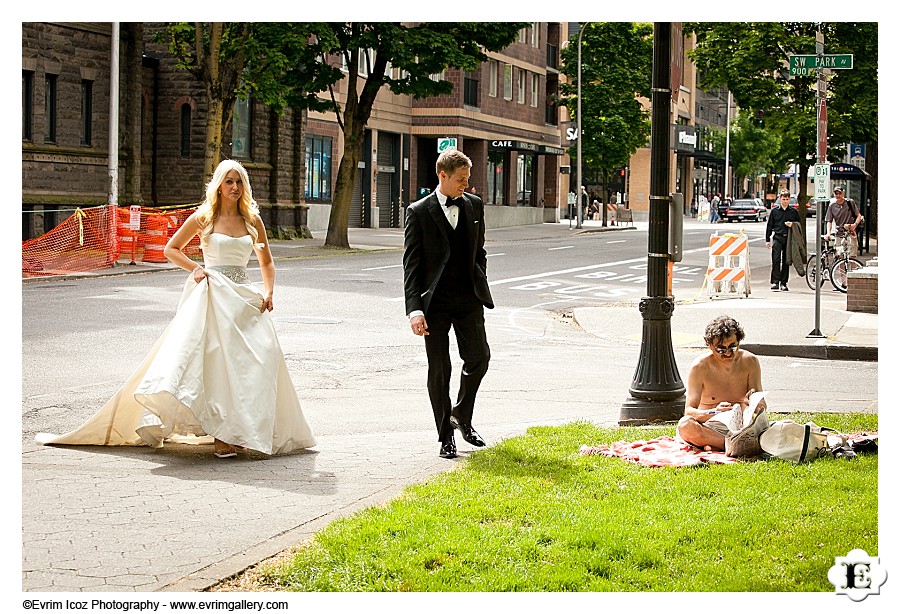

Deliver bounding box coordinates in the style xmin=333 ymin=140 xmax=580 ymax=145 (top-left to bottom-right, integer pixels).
xmin=690 ymin=352 xmax=715 ymax=371
xmin=251 ymin=213 xmax=268 ymax=232
xmin=736 ymin=348 xmax=760 ymax=369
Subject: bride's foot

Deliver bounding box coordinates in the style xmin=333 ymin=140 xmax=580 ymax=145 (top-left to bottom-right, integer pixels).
xmin=214 ymin=439 xmax=238 ymax=458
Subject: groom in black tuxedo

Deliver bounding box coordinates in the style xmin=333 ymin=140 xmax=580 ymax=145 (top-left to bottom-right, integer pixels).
xmin=403 ymin=149 xmax=494 ymax=459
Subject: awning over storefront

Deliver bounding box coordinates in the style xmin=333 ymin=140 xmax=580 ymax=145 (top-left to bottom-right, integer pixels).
xmin=489 ymin=139 xmax=565 ymax=155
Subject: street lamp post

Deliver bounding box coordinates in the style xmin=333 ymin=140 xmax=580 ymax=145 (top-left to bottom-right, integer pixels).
xmin=576 ymin=22 xmax=588 ymax=229
xmin=619 ymin=22 xmax=685 ymax=424
xmin=724 ymin=90 xmax=732 ymax=200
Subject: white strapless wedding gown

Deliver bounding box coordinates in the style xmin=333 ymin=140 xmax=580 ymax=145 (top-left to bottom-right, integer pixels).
xmin=36 ymin=233 xmax=316 ymax=455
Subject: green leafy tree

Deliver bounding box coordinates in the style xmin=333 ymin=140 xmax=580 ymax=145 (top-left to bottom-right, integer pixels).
xmin=309 ymin=23 xmax=524 ymax=248
xmin=727 ymin=110 xmax=784 ymax=196
xmin=687 ymin=22 xmax=877 ymax=219
xmin=158 ymin=22 xmax=335 ymax=180
xmin=559 ymin=22 xmax=653 ymax=222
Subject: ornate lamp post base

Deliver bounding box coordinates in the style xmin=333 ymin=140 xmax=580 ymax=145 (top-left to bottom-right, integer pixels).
xmin=619 ymin=296 xmax=685 ymax=425
xmin=619 ymin=397 xmax=686 ymax=426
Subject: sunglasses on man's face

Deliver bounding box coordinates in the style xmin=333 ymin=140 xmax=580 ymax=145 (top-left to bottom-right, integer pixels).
xmin=714 ymin=343 xmax=739 ymax=355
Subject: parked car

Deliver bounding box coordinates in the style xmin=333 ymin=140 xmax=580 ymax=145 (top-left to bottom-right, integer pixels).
xmin=716 ymin=197 xmax=731 ymax=221
xmin=722 ymin=198 xmax=767 ymax=222
xmin=788 ymin=195 xmax=816 ymax=217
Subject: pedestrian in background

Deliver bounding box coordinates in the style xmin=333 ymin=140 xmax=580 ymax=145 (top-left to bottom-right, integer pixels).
xmin=765 ymin=189 xmax=800 ymax=291
xmin=709 ymin=193 xmax=720 ymax=224
xmin=825 ymin=186 xmax=863 ymax=257
xmin=403 ymin=149 xmax=494 ymax=459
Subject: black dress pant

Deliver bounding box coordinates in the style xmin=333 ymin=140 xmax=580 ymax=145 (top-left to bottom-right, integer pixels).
xmin=770 ymin=234 xmax=789 ymax=285
xmin=423 ymin=293 xmax=490 ymax=443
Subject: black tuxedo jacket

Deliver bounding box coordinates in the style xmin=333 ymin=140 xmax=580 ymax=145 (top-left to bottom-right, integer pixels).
xmin=403 ymin=191 xmax=494 ymax=316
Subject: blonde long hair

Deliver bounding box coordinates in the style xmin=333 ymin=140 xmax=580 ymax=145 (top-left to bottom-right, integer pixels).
xmin=196 ymin=159 xmax=260 ymax=246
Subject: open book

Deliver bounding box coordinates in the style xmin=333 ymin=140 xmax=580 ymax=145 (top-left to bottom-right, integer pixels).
xmin=708 ymin=391 xmax=769 ymax=457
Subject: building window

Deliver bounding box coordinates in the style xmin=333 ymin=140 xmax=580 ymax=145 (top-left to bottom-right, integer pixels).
xmin=358 ymin=48 xmax=372 ymax=78
xmin=305 ymin=135 xmax=333 ymax=202
xmin=486 ymin=150 xmax=506 ymax=206
xmin=81 ymin=80 xmax=93 ymax=146
xmin=232 ymin=97 xmax=251 ymax=159
xmin=517 ymin=154 xmax=534 ymax=205
xmin=519 ymin=27 xmax=528 ymax=44
xmin=531 ymin=23 xmax=540 ymax=47
xmin=503 ymin=64 xmax=512 ymax=100
xmin=517 ymin=69 xmax=526 ymax=104
xmin=180 ymin=103 xmax=191 ymax=158
xmin=44 ymin=74 xmax=57 ymax=143
xmin=464 ymin=71 xmax=478 ymax=107
xmin=23 ymin=71 xmax=33 ymax=141
xmin=489 ymin=60 xmax=498 ymax=98
xmin=530 ymin=73 xmax=539 ymax=107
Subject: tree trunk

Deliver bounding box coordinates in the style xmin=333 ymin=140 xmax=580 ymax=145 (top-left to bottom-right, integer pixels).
xmin=324 ymin=124 xmax=363 ymax=248
xmin=204 ymin=96 xmax=225 ymax=181
xmin=601 ymin=169 xmax=610 ymax=226
xmin=122 ymin=23 xmax=143 ymax=205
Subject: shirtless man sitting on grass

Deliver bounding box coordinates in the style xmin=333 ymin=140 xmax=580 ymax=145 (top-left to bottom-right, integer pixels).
xmin=677 ymin=315 xmax=766 ymax=451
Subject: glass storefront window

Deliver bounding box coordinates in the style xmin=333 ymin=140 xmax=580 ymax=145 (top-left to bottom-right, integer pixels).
xmin=486 ymin=150 xmax=506 ymax=206
xmin=516 ymin=154 xmax=534 ymax=205
xmin=305 ymin=135 xmax=332 ymax=202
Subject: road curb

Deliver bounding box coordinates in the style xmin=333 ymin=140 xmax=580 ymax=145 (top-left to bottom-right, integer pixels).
xmin=741 ymin=343 xmax=878 ymax=362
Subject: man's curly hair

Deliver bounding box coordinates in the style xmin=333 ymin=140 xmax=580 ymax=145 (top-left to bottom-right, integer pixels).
xmin=703 ymin=315 xmax=745 ymax=346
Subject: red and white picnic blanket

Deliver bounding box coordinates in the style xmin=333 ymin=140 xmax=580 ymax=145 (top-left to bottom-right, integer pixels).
xmin=580 ymin=436 xmax=740 ymax=467
xmin=580 ymin=432 xmax=878 ymax=467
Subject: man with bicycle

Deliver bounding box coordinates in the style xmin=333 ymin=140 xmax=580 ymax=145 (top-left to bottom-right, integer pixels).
xmin=765 ymin=189 xmax=801 ymax=291
xmin=825 ymin=186 xmax=863 ymax=258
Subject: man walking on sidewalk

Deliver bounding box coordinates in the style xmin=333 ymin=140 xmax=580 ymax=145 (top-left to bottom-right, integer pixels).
xmin=403 ymin=149 xmax=494 ymax=459
xmin=765 ymin=189 xmax=800 ymax=291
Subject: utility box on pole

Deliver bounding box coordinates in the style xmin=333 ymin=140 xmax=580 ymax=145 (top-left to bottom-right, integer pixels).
xmin=668 ymin=193 xmax=684 ymax=263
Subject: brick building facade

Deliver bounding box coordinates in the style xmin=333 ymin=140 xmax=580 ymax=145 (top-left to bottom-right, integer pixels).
xmin=23 ymin=22 xmax=311 ymax=240
xmin=25 ymin=23 xmax=710 ymax=238
xmin=22 ymin=22 xmax=573 ymax=240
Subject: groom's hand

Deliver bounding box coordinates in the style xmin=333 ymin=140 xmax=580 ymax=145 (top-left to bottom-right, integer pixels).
xmin=410 ymin=315 xmax=429 ymax=336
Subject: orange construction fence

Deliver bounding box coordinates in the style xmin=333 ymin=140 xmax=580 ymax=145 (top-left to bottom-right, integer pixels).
xmin=22 ymin=205 xmax=201 ymax=278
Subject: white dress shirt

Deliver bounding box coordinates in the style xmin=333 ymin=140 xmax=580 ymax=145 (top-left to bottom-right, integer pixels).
xmin=435 ymin=189 xmax=459 ymax=230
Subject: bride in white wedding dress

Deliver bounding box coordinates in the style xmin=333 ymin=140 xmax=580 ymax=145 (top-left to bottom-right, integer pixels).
xmin=36 ymin=160 xmax=316 ymax=457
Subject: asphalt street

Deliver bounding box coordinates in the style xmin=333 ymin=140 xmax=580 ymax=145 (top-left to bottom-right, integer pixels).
xmin=19 ymin=217 xmax=880 ymax=594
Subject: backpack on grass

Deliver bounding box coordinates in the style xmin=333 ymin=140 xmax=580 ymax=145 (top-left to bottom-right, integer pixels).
xmin=759 ymin=420 xmax=836 ymax=462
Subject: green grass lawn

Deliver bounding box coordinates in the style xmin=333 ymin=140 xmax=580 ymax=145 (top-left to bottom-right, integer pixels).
xmin=237 ymin=413 xmax=877 ymax=592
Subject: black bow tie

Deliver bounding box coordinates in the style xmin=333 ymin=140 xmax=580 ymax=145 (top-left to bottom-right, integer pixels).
xmin=446 ymin=197 xmax=462 ymax=207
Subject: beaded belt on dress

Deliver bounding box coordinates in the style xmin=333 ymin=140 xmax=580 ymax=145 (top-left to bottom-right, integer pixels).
xmin=207 ymin=265 xmax=249 ymax=284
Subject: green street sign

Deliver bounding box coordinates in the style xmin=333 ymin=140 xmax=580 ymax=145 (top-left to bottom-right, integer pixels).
xmin=437 ymin=137 xmax=457 ymax=153
xmin=789 ymin=54 xmax=853 ymax=75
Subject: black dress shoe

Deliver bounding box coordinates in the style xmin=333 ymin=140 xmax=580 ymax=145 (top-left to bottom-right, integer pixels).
xmin=781 ymin=284 xmax=789 ymax=291
xmin=439 ymin=436 xmax=457 ymax=459
xmin=449 ymin=416 xmax=486 ymax=447
xmin=770 ymin=283 xmax=780 ymax=290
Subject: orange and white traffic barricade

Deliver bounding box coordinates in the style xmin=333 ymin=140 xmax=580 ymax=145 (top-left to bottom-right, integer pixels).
xmin=705 ymin=232 xmax=750 ymax=297
xmin=141 ymin=214 xmax=169 ymax=263
xmin=607 ymin=203 xmax=617 ymax=224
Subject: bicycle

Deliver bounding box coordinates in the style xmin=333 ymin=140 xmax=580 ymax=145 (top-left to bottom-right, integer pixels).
xmin=805 ymin=231 xmax=864 ymax=293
